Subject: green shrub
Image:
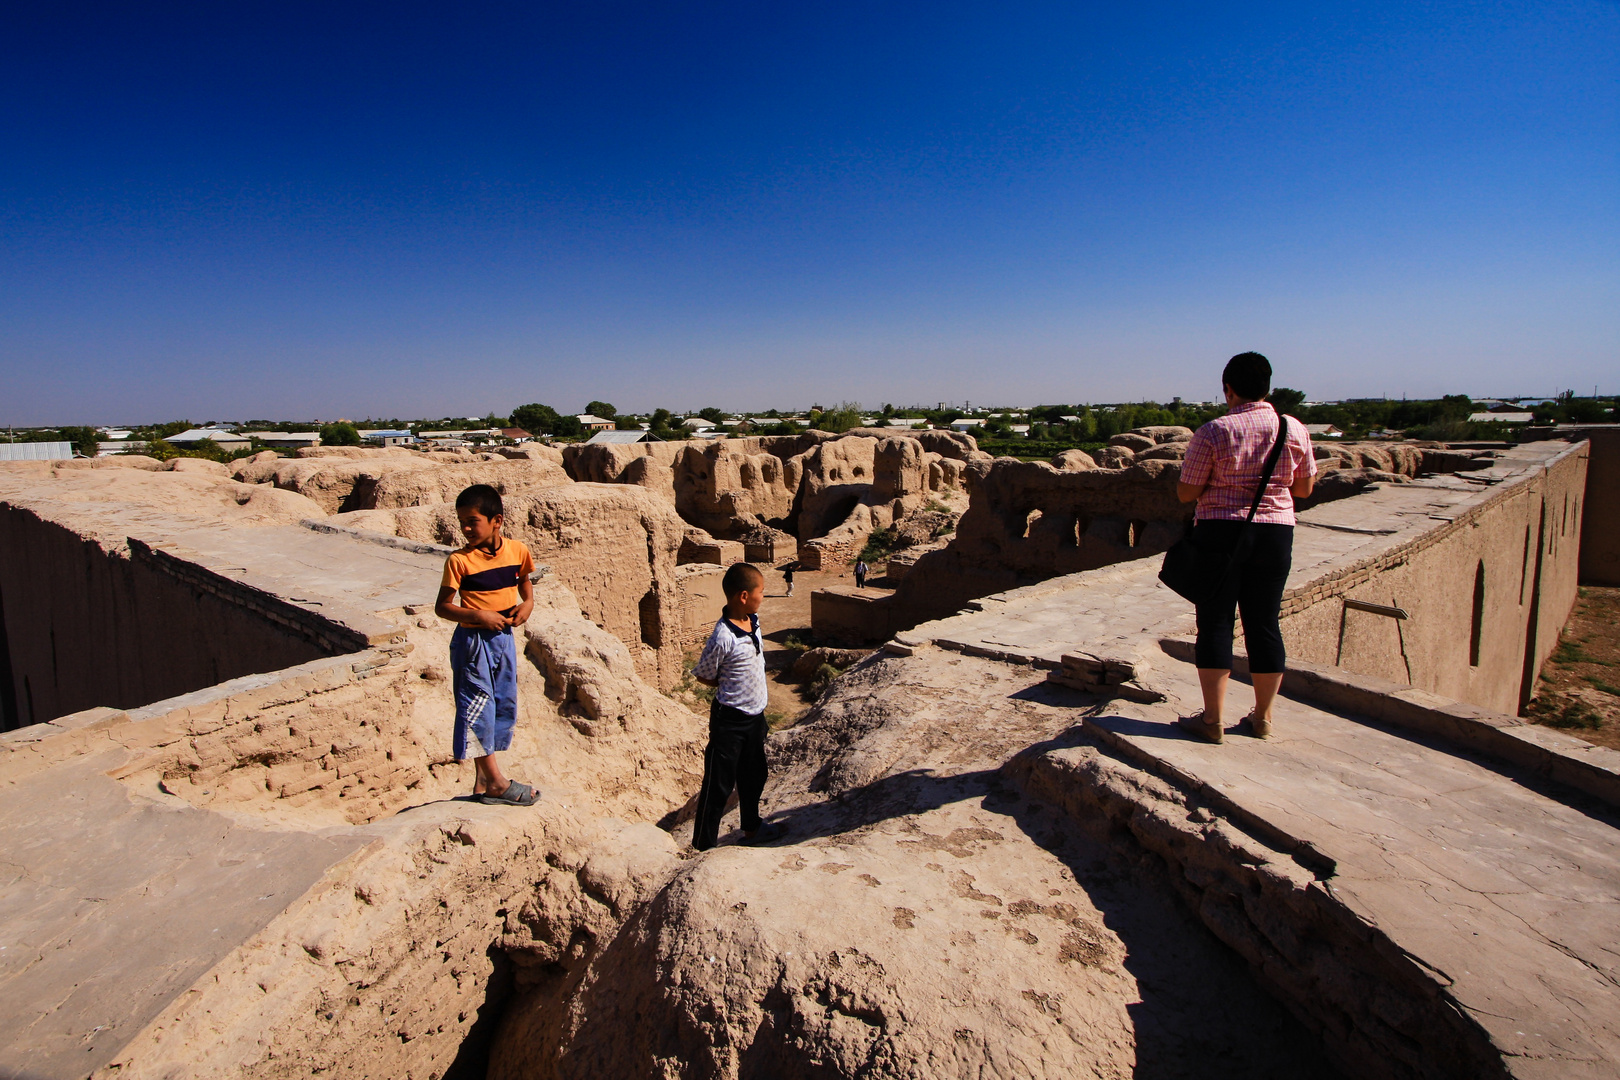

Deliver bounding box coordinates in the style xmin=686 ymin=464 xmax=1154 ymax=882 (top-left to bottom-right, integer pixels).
xmin=810 ymin=663 xmax=842 ymax=696
xmin=859 ymin=527 xmax=898 ymax=564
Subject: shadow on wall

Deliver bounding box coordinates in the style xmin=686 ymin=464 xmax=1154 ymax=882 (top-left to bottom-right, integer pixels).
xmin=0 ymin=505 xmax=345 ymax=731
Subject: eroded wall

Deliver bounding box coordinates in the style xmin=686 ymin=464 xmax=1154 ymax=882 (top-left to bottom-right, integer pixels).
xmin=1278 ymin=441 xmax=1588 ymax=715
xmin=0 ymin=504 xmax=337 ymax=730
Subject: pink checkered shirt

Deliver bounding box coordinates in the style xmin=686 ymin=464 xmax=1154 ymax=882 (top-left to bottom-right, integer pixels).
xmin=1180 ymin=402 xmax=1316 ymax=524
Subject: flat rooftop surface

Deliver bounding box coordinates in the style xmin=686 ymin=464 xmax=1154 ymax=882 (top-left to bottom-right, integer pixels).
xmin=0 ymin=750 xmax=371 ymax=1077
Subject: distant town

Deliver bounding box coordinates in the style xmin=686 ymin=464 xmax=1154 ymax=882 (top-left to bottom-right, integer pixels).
xmin=2 ymin=392 xmax=1615 ymax=463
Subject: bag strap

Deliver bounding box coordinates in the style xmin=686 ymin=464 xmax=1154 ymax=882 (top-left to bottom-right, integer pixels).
xmin=1244 ymin=412 xmax=1292 ymax=524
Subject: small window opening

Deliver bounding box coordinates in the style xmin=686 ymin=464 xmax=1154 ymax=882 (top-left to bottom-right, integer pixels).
xmin=1469 ymin=561 xmax=1485 ymax=667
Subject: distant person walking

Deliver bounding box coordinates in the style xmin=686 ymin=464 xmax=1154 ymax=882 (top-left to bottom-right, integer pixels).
xmin=1173 ymin=352 xmax=1316 ymax=743
xmin=854 ymin=559 xmax=869 ymax=589
xmin=783 ymin=564 xmax=795 ymax=597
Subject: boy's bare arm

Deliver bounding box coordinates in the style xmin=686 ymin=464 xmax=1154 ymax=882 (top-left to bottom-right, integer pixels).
xmin=509 ymin=577 xmax=535 ymax=626
xmin=694 ymin=675 xmax=719 ymax=687
xmin=435 ymin=586 xmax=508 ymax=630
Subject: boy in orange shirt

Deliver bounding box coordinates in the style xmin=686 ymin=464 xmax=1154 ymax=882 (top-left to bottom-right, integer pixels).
xmin=434 ymin=484 xmax=539 ymax=806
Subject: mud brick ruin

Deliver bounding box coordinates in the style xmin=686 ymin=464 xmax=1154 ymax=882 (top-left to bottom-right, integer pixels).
xmin=2 ymin=424 xmax=1618 ymax=1078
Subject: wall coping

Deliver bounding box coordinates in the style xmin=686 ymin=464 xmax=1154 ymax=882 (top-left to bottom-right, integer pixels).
xmin=1158 ymin=636 xmax=1620 ymax=810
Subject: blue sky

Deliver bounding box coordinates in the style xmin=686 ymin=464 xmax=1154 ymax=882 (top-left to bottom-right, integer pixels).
xmin=2 ymin=1 xmax=1616 ymax=424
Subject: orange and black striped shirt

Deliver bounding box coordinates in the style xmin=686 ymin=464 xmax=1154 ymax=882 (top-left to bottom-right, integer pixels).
xmin=441 ymin=538 xmax=534 ymax=615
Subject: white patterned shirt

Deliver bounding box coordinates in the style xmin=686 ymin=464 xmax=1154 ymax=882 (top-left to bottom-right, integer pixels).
xmin=693 ymin=613 xmax=768 ymax=715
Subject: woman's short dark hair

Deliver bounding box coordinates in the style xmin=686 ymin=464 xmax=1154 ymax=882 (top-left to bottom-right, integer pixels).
xmin=1222 ymin=352 xmax=1272 ymax=401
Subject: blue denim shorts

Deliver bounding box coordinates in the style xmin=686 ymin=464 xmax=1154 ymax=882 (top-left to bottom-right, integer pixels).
xmin=450 ymin=626 xmax=518 ymax=760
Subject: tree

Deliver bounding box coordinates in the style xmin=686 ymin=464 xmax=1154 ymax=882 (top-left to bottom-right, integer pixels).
xmin=320 ymin=421 xmax=362 ymax=447
xmin=810 ymin=404 xmax=862 ymax=434
xmin=59 ymin=426 xmax=99 ymax=457
xmin=551 ymin=414 xmax=583 ymax=438
xmin=510 ymin=403 xmax=561 ymax=435
xmin=615 ymin=416 xmax=642 ymax=430
xmin=698 ymin=406 xmax=725 ymax=423
xmin=1270 ymin=388 xmax=1306 ymax=416
xmin=585 ymin=401 xmax=617 ymax=420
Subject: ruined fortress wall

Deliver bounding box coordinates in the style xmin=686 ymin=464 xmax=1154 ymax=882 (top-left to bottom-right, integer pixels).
xmin=1277 ymin=441 xmax=1588 ymax=715
xmin=0 ymin=503 xmax=334 ymax=731
xmin=876 ymin=457 xmax=1191 ymax=633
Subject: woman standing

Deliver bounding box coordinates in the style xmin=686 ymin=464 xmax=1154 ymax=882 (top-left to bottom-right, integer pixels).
xmin=1175 ymin=352 xmax=1317 ymax=742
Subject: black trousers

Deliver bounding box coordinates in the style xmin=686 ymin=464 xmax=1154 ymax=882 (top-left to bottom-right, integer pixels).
xmin=693 ymin=701 xmax=768 ymax=851
xmin=1192 ymin=521 xmax=1294 ymax=674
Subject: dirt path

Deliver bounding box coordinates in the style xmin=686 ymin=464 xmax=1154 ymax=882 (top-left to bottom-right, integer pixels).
xmin=754 ymin=560 xmax=874 ymax=729
xmin=1529 ymin=584 xmax=1620 ymax=750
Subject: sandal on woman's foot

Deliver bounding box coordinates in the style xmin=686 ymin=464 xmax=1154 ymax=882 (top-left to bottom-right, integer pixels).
xmin=1177 ymin=712 xmax=1224 ymax=744
xmin=479 ymin=780 xmax=539 ymax=806
xmin=1242 ymin=713 xmax=1273 ymax=739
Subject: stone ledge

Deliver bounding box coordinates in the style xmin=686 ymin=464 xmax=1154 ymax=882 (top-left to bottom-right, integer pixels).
xmin=1005 ymin=741 xmax=1504 ymax=1080
xmin=1158 ymin=636 xmax=1620 ymax=810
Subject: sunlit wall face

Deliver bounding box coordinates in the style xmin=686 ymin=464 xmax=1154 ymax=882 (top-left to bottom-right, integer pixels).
xmin=1 ymin=1 xmax=1615 ymax=425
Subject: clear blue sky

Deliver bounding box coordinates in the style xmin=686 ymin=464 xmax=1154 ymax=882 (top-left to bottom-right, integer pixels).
xmin=2 ymin=1 xmax=1616 ymax=425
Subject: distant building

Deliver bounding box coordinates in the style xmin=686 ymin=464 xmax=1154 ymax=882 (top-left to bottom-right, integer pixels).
xmin=950 ymin=418 xmax=987 ymax=431
xmin=98 ymin=429 xmax=134 ymax=440
xmin=360 ymin=429 xmax=417 ymax=447
xmin=498 ymin=427 xmax=532 ymax=442
xmin=1303 ymin=424 xmax=1344 ymax=438
xmin=0 ymin=442 xmax=75 ymax=461
xmin=584 ymin=429 xmax=664 ymax=445
xmin=96 ymin=441 xmax=149 ymax=456
xmin=167 ymin=428 xmax=251 ymax=449
xmin=1468 ymin=412 xmax=1534 ymax=424
xmin=249 ymin=432 xmax=322 ymax=449
xmin=576 ymin=415 xmax=615 ymax=433
xmin=682 ymin=417 xmax=717 ymax=431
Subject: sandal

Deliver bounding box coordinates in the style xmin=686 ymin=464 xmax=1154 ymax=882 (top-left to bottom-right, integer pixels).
xmin=479 ymin=780 xmax=539 ymax=806
xmin=1177 ymin=712 xmax=1224 ymax=744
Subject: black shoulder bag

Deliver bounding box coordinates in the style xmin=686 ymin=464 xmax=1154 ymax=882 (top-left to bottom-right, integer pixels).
xmin=1158 ymin=418 xmax=1290 ymax=605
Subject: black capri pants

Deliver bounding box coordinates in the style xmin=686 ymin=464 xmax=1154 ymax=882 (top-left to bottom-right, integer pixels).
xmin=1192 ymin=521 xmax=1294 ymax=674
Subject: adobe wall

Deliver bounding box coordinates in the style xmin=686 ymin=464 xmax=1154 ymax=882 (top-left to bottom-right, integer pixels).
xmin=0 ymin=503 xmax=337 ymax=731
xmin=1276 ymin=441 xmax=1588 ymax=715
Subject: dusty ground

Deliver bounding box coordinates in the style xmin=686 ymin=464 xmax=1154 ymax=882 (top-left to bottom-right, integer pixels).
xmin=1529 ymin=585 xmax=1620 ymax=750
xmin=752 ymin=560 xmax=893 ymax=730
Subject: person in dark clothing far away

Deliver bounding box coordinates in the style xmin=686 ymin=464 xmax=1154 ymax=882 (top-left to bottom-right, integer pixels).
xmin=854 ymin=559 xmax=868 ymax=589
xmin=690 ymin=562 xmax=787 ymax=850
xmin=783 ymin=563 xmax=795 ymax=596
xmin=1175 ymin=352 xmax=1317 ymax=743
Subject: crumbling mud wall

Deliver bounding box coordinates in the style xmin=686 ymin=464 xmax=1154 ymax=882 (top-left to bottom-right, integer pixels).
xmin=1277 ymin=440 xmax=1589 ymax=715
xmin=868 ymin=456 xmax=1191 ymax=637
xmin=0 ymin=569 xmax=706 ymax=1080
xmin=561 ymin=432 xmax=976 ymax=552
xmin=0 ymin=503 xmax=336 ymax=731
